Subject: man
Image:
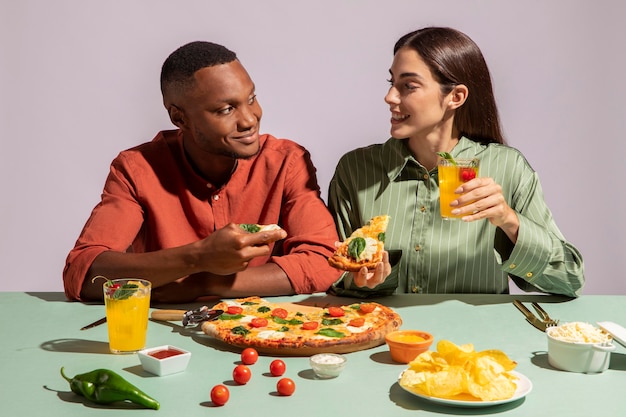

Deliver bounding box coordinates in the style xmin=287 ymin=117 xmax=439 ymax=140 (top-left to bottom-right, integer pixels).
xmin=63 ymin=41 xmax=341 ymax=302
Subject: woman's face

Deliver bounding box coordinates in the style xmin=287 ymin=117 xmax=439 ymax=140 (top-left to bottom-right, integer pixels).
xmin=384 ymin=47 xmax=452 ymax=141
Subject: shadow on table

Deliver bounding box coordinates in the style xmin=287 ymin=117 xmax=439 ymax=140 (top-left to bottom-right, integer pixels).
xmin=389 ymin=381 xmax=525 ymax=414
xmin=531 ymin=350 xmax=626 ymax=371
xmin=40 ymin=338 xmax=110 ymax=354
xmin=48 ymin=386 xmax=151 ymax=409
xmin=282 ymin=293 xmax=575 ymax=310
xmin=26 ymin=292 xmax=76 ymax=303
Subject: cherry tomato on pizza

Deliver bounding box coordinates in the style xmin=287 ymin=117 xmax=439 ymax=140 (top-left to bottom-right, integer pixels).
xmin=271 ymin=308 xmax=288 ymax=319
xmin=359 ymin=303 xmax=376 ymax=313
xmin=250 ymin=317 xmax=268 ymax=328
xmin=269 ymin=359 xmax=286 ymax=376
xmin=210 ymin=384 xmax=229 ymax=406
xmin=277 ymin=378 xmax=296 ymax=396
xmin=301 ymin=321 xmax=319 ymax=330
xmin=227 ymin=306 xmax=243 ymax=315
xmin=233 ymin=364 xmax=252 ymax=385
xmin=241 ymin=347 xmax=259 ymax=365
xmin=327 ymin=306 xmax=345 ymax=317
xmin=348 ymin=317 xmax=365 ymax=327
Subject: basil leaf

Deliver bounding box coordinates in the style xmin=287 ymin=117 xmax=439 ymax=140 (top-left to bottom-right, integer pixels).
xmin=436 ymin=152 xmax=457 ymax=166
xmin=273 ymin=317 xmax=303 ymax=326
xmin=239 ymin=224 xmax=261 ymax=233
xmin=278 ymin=326 xmax=290 ymax=332
xmin=316 ymin=328 xmax=345 ymax=338
xmin=322 ymin=318 xmax=344 ymax=326
xmin=112 ymin=283 xmax=139 ymax=300
xmin=378 ymin=232 xmax=385 ymax=243
xmin=242 ymin=301 xmax=259 ymax=306
xmin=231 ymin=326 xmax=250 ymax=336
xmin=219 ymin=313 xmax=245 ymax=321
xmin=348 ymin=237 xmax=366 ymax=260
xmin=257 ymin=306 xmax=271 ymax=313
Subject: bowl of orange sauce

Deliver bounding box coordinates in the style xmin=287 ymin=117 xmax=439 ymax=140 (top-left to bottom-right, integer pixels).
xmin=385 ymin=330 xmax=434 ymax=364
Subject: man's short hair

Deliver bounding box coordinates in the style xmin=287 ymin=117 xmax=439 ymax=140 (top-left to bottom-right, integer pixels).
xmin=160 ymin=41 xmax=237 ymax=98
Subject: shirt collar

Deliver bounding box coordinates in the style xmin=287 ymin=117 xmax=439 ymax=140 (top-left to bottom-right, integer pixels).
xmin=383 ymin=136 xmax=483 ymax=181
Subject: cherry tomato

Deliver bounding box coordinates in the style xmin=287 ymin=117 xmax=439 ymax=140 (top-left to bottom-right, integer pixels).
xmin=327 ymin=306 xmax=345 ymax=317
xmin=271 ymin=308 xmax=288 ymax=319
xmin=459 ymin=167 xmax=476 ymax=182
xmin=269 ymin=359 xmax=286 ymax=376
xmin=233 ymin=364 xmax=252 ymax=385
xmin=241 ymin=347 xmax=259 ymax=365
xmin=348 ymin=317 xmax=365 ymax=327
xmin=227 ymin=305 xmax=243 ymax=315
xmin=359 ymin=303 xmax=376 ymax=313
xmin=301 ymin=321 xmax=319 ymax=330
xmin=276 ymin=378 xmax=296 ymax=396
xmin=250 ymin=317 xmax=268 ymax=328
xmin=210 ymin=384 xmax=229 ymax=406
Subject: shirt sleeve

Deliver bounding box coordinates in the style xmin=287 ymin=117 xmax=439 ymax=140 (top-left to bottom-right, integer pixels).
xmin=269 ymin=147 xmax=343 ymax=293
xmin=62 ymin=155 xmax=145 ymax=301
xmin=326 ymin=154 xmax=398 ymax=297
xmin=494 ymin=167 xmax=585 ymax=297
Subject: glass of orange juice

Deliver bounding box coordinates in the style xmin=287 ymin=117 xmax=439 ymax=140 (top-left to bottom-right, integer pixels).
xmin=103 ymin=279 xmax=151 ymax=354
xmin=438 ymin=157 xmax=480 ymax=219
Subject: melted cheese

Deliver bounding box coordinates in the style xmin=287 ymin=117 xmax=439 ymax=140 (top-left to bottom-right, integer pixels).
xmin=357 ymin=237 xmax=379 ymax=261
xmin=256 ymin=330 xmax=285 ymax=340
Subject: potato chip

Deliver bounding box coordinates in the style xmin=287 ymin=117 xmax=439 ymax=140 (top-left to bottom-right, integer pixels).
xmin=399 ymin=340 xmax=517 ymax=402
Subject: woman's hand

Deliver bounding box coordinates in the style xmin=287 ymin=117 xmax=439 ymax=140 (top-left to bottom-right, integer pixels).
xmin=451 ymin=177 xmax=520 ymax=242
xmin=352 ymin=251 xmax=392 ymax=289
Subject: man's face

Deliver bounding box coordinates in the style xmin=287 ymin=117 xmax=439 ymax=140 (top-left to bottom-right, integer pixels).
xmin=176 ymin=60 xmax=263 ymax=159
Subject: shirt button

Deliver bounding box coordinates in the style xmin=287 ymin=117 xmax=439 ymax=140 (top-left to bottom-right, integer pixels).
xmin=412 ymin=286 xmax=419 ymax=293
xmin=423 ymin=174 xmax=429 ymax=180
xmin=414 ymin=245 xmax=421 ymax=251
xmin=213 ymin=195 xmax=219 ymax=201
xmin=509 ymin=263 xmax=516 ymax=269
xmin=420 ymin=206 xmax=426 ymax=212
xmin=526 ymin=272 xmax=533 ymax=278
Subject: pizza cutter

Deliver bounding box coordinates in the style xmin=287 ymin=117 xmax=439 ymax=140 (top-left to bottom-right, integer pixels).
xmin=151 ymin=306 xmax=224 ymax=327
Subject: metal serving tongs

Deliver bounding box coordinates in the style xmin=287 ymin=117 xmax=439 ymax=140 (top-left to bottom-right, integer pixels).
xmin=151 ymin=306 xmax=224 ymax=327
xmin=512 ymin=300 xmax=559 ymax=332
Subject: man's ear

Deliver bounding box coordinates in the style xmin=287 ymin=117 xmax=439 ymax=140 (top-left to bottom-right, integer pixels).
xmin=447 ymin=84 xmax=469 ymax=110
xmin=167 ymin=104 xmax=186 ymax=128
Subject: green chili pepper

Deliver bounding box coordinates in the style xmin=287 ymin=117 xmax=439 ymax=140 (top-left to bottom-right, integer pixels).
xmin=60 ymin=367 xmax=160 ymax=410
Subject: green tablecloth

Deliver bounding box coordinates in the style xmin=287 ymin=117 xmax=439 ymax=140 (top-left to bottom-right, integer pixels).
xmin=2 ymin=292 xmax=625 ymax=415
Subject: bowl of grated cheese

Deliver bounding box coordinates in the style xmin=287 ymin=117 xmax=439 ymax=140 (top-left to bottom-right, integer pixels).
xmin=546 ymin=322 xmax=615 ymax=373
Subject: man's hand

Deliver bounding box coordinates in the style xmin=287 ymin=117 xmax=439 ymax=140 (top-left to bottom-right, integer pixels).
xmin=195 ymin=223 xmax=287 ymax=275
xmin=352 ymin=251 xmax=391 ymax=289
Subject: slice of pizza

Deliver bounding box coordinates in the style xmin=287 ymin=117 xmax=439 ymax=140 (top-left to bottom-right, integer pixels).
xmin=239 ymin=223 xmax=283 ymax=233
xmin=328 ymin=215 xmax=390 ymax=272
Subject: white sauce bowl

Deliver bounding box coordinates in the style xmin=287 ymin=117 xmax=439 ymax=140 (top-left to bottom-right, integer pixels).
xmin=546 ymin=327 xmax=615 ymax=373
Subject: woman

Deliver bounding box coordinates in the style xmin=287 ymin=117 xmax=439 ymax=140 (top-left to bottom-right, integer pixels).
xmin=328 ymin=27 xmax=584 ymax=297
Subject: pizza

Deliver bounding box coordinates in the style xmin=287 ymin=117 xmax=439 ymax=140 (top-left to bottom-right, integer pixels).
xmin=239 ymin=223 xmax=283 ymax=233
xmin=328 ymin=215 xmax=390 ymax=272
xmin=201 ymin=296 xmax=402 ymax=355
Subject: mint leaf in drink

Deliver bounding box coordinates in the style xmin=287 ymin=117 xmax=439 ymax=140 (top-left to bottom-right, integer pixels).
xmin=436 ymin=152 xmax=457 ymax=166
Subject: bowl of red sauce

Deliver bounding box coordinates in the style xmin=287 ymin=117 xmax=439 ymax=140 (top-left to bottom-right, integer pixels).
xmin=138 ymin=345 xmax=191 ymax=376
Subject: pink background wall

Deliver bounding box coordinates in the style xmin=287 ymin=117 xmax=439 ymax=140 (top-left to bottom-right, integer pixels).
xmin=2 ymin=0 xmax=624 ymax=294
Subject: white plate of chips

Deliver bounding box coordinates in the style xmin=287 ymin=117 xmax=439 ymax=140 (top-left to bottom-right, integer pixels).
xmin=399 ymin=370 xmax=532 ymax=407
